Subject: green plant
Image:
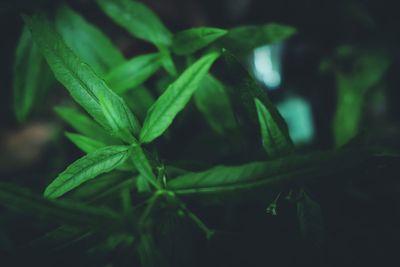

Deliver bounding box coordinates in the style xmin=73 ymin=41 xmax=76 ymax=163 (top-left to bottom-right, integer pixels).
xmin=3 ymin=0 xmax=399 ymax=266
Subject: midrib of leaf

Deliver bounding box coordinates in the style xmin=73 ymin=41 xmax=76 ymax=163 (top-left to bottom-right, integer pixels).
xmin=45 ymin=148 xmax=128 ymax=197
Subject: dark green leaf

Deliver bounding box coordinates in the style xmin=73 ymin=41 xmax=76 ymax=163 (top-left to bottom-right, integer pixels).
xmin=65 ymin=132 xmax=105 ymax=153
xmin=56 ymin=3 xmax=125 ymax=75
xmin=44 ymin=145 xmax=131 ymax=198
xmin=168 ymin=148 xmax=386 ymax=199
xmin=123 ymin=86 xmax=155 ymax=121
xmin=254 ymin=98 xmax=294 ymax=157
xmin=221 ymin=23 xmax=296 ymax=56
xmin=97 ymin=0 xmax=172 ymax=48
xmin=140 ymin=52 xmax=220 ymax=143
xmin=24 ymin=13 xmax=140 ymax=137
xmin=13 ymin=26 xmax=53 ymax=123
xmin=105 ymin=53 xmax=162 ymax=94
xmin=222 ymin=50 xmax=291 ymax=149
xmin=194 ymin=74 xmax=236 ymax=135
xmin=0 ymin=182 xmax=123 ymax=229
xmin=172 ymin=27 xmax=227 ymax=55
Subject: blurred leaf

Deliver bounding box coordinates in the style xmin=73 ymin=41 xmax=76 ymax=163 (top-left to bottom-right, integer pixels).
xmin=97 ymin=0 xmax=172 ymax=48
xmin=0 ymin=182 xmax=123 ymax=229
xmin=221 ymin=23 xmax=296 ymax=56
xmin=55 ymin=106 xmax=120 ymax=144
xmin=160 ymin=48 xmax=177 ymax=77
xmin=65 ymin=132 xmax=105 ymax=153
xmin=297 ymin=190 xmax=324 ymax=246
xmin=172 ymin=27 xmax=227 ymax=55
xmin=140 ymin=52 xmax=220 ymax=143
xmin=123 ymin=86 xmax=155 ymax=121
xmin=13 ymin=26 xmax=53 ymax=123
xmin=222 ymin=50 xmax=291 ymax=149
xmin=105 ymin=53 xmax=162 ymax=94
xmin=330 ymin=46 xmax=391 ymax=147
xmin=194 ymin=74 xmax=236 ymax=135
xmin=254 ymin=98 xmax=294 ymax=157
xmin=55 ymin=3 xmax=125 ymax=75
xmin=44 ymin=146 xmax=131 ymax=199
xmin=24 ymin=13 xmax=140 ymax=137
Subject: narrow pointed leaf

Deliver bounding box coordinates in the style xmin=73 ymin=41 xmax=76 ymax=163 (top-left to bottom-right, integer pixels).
xmin=13 ymin=26 xmax=53 ymax=123
xmin=172 ymin=27 xmax=227 ymax=55
xmin=56 ymin=3 xmax=125 ymax=75
xmin=123 ymin=86 xmax=155 ymax=121
xmin=44 ymin=146 xmax=131 ymax=199
xmin=130 ymin=145 xmax=158 ymax=188
xmin=0 ymin=182 xmax=123 ymax=229
xmin=65 ymin=132 xmax=105 ymax=153
xmin=140 ymin=52 xmax=220 ymax=143
xmin=24 ymin=13 xmax=140 ymax=138
xmin=194 ymin=74 xmax=236 ymax=135
xmin=97 ymin=0 xmax=172 ymax=48
xmin=98 ymin=91 xmax=140 ymax=143
xmin=55 ymin=106 xmax=120 ymax=144
xmin=105 ymin=53 xmax=162 ymax=94
xmin=255 ymin=98 xmax=294 ymax=157
xmin=168 ymin=148 xmax=389 ymax=199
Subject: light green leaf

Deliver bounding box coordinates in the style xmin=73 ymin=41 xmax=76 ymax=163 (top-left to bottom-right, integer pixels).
xmin=130 ymin=145 xmax=158 ymax=188
xmin=172 ymin=27 xmax=227 ymax=55
xmin=255 ymin=98 xmax=294 ymax=157
xmin=24 ymin=13 xmax=140 ymax=138
xmin=56 ymin=3 xmax=125 ymax=75
xmin=65 ymin=132 xmax=105 ymax=153
xmin=105 ymin=53 xmax=162 ymax=94
xmin=44 ymin=146 xmax=131 ymax=199
xmin=96 ymin=0 xmax=172 ymax=48
xmin=221 ymin=23 xmax=296 ymax=56
xmin=13 ymin=26 xmax=53 ymax=123
xmin=140 ymin=52 xmax=220 ymax=143
xmin=0 ymin=182 xmax=123 ymax=229
xmin=55 ymin=106 xmax=120 ymax=144
xmin=194 ymin=74 xmax=236 ymax=135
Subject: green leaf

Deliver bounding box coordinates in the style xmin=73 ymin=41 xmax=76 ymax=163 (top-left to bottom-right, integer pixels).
xmin=130 ymin=145 xmax=158 ymax=188
xmin=172 ymin=27 xmax=227 ymax=55
xmin=54 ymin=106 xmax=119 ymax=144
xmin=0 ymin=182 xmax=123 ymax=229
xmin=55 ymin=3 xmax=125 ymax=75
xmin=13 ymin=26 xmax=53 ymax=123
xmin=221 ymin=23 xmax=296 ymax=56
xmin=65 ymin=132 xmax=105 ymax=153
xmin=140 ymin=52 xmax=220 ymax=143
xmin=96 ymin=0 xmax=172 ymax=48
xmin=105 ymin=53 xmax=162 ymax=94
xmin=44 ymin=145 xmax=131 ymax=198
xmin=194 ymin=74 xmax=236 ymax=135
xmin=160 ymin=48 xmax=177 ymax=77
xmin=168 ymin=148 xmax=385 ymax=199
xmin=24 ymin=13 xmax=140 ymax=138
xmin=98 ymin=91 xmax=140 ymax=143
xmin=222 ymin=50 xmax=291 ymax=149
xmin=254 ymin=98 xmax=294 ymax=157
